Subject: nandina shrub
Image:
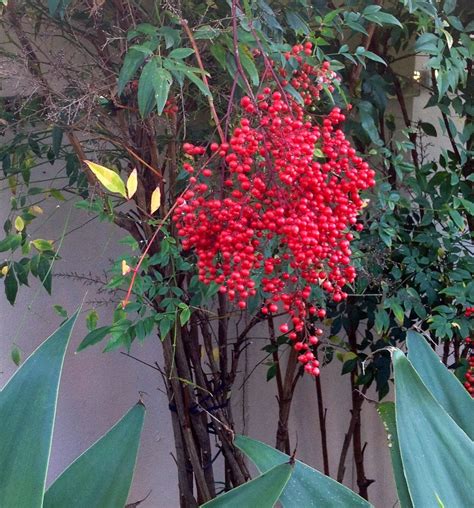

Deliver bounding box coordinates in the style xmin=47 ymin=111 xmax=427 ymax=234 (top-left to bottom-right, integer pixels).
xmin=173 ymin=44 xmax=375 ymax=375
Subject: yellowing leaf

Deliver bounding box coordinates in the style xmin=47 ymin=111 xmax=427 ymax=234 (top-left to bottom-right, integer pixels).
xmin=84 ymin=160 xmax=127 ymax=198
xmin=31 ymin=239 xmax=54 ymax=252
xmin=14 ymin=216 xmax=25 ymax=232
xmin=29 ymin=205 xmax=43 ymax=216
xmin=121 ymin=260 xmax=132 ymax=275
xmin=150 ymin=187 xmax=161 ymax=214
xmin=126 ymin=168 xmax=138 ymax=199
xmin=1 ymin=265 xmax=9 ymax=276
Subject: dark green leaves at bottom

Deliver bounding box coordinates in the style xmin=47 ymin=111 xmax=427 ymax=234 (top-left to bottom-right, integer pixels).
xmin=201 ymin=462 xmax=293 ymax=508
xmin=44 ymin=403 xmax=145 ymax=508
xmin=377 ymin=402 xmax=413 ymax=508
xmin=235 ymin=435 xmax=372 ymax=508
xmin=0 ymin=312 xmax=78 ymax=508
xmin=393 ymin=350 xmax=474 ymax=508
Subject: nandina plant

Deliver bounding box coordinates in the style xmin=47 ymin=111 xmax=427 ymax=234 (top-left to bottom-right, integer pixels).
xmin=173 ymin=46 xmax=375 ymax=376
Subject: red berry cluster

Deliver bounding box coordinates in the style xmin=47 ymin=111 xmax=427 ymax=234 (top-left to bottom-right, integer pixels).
xmin=465 ymin=306 xmax=474 ymax=318
xmin=463 ymin=350 xmax=474 ymax=397
xmin=173 ymin=44 xmax=375 ymax=376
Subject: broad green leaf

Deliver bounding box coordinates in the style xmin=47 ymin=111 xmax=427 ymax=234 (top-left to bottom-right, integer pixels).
xmin=235 ymin=435 xmax=372 ymax=507
xmin=0 ymin=234 xmax=21 ymax=252
xmin=393 ymin=350 xmax=474 ymax=508
xmin=406 ymin=331 xmax=474 ymax=439
xmin=138 ymin=59 xmax=158 ymax=117
xmin=4 ymin=265 xmax=18 ymax=304
xmin=77 ymin=325 xmax=112 ymax=351
xmin=168 ymin=48 xmax=195 ymax=59
xmin=44 ymin=403 xmax=145 ymax=508
xmin=377 ymin=402 xmax=413 ymax=508
xmin=152 ymin=67 xmax=172 ymax=115
xmin=118 ymin=48 xmax=146 ymax=95
xmin=239 ymin=44 xmax=259 ymax=86
xmin=201 ymin=462 xmax=293 ymax=508
xmin=363 ymin=51 xmax=387 ymax=65
xmin=0 ymin=312 xmax=78 ymax=507
xmin=84 ymin=160 xmax=127 ymax=197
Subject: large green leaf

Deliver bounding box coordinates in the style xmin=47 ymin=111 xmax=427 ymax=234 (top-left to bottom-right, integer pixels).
xmin=406 ymin=331 xmax=474 ymax=439
xmin=376 ymin=402 xmax=413 ymax=508
xmin=201 ymin=462 xmax=293 ymax=508
xmin=0 ymin=312 xmax=78 ymax=507
xmin=393 ymin=349 xmax=474 ymax=507
xmin=235 ymin=435 xmax=372 ymax=508
xmin=44 ymin=403 xmax=145 ymax=508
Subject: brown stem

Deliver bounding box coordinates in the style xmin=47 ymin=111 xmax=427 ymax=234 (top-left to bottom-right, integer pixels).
xmin=275 ymin=347 xmax=299 ymax=454
xmin=314 ymin=367 xmax=330 ymax=476
xmin=181 ymin=19 xmax=225 ymax=143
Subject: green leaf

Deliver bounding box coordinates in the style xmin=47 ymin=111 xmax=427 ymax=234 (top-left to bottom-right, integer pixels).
xmin=377 ymin=402 xmax=413 ymax=508
xmin=0 ymin=312 xmax=78 ymax=507
xmin=53 ymin=304 xmax=68 ymax=318
xmin=184 ymin=70 xmax=211 ymax=97
xmin=152 ymin=67 xmax=173 ymax=115
xmin=77 ymin=326 xmax=112 ymax=352
xmin=44 ymin=403 xmax=145 ymax=508
xmin=448 ymin=209 xmax=465 ymax=230
xmin=118 ymin=48 xmax=146 ymax=95
xmin=362 ymin=50 xmax=386 ymax=65
xmin=11 ymin=346 xmax=21 ymax=366
xmin=31 ymin=239 xmax=55 ymax=252
xmin=51 ymin=125 xmax=63 ymax=157
xmin=138 ymin=59 xmax=158 ymax=117
xmin=4 ymin=266 xmax=18 ymax=305
xmin=239 ymin=44 xmax=259 ymax=87
xmin=84 ymin=161 xmax=127 ymax=197
xmin=420 ymin=122 xmax=437 ymax=136
xmin=235 ymin=435 xmax=372 ymax=508
xmin=406 ymin=331 xmax=474 ymax=439
xmin=364 ymin=11 xmax=402 ymax=28
xmin=201 ymin=462 xmax=293 ymax=508
xmin=179 ymin=306 xmax=191 ymax=326
xmin=393 ymin=350 xmax=474 ymax=508
xmin=168 ymin=48 xmax=194 ymax=59
xmin=0 ymin=234 xmax=21 ymax=252
xmin=444 ymin=0 xmax=456 ymax=15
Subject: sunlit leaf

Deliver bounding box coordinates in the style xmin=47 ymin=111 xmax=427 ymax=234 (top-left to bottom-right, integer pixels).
xmin=150 ymin=186 xmax=161 ymax=214
xmin=84 ymin=160 xmax=127 ymax=197
xmin=126 ymin=168 xmax=138 ymax=199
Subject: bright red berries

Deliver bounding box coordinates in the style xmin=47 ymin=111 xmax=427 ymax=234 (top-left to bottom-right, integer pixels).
xmin=173 ymin=44 xmax=375 ymax=376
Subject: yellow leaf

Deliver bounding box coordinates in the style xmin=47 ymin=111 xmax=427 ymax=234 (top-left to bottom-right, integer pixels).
xmin=126 ymin=168 xmax=138 ymax=199
xmin=14 ymin=216 xmax=25 ymax=232
xmin=84 ymin=160 xmax=127 ymax=197
xmin=121 ymin=259 xmax=131 ymax=275
xmin=1 ymin=265 xmax=9 ymax=276
xmin=150 ymin=187 xmax=161 ymax=214
xmin=29 ymin=205 xmax=43 ymax=216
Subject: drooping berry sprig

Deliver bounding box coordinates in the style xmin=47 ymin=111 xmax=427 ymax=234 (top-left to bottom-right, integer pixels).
xmin=173 ymin=44 xmax=375 ymax=376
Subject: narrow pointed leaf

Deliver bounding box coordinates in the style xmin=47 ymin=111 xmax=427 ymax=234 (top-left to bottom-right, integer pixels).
xmin=84 ymin=161 xmax=127 ymax=197
xmin=126 ymin=168 xmax=138 ymax=199
xmin=44 ymin=403 xmax=145 ymax=508
xmin=150 ymin=186 xmax=161 ymax=214
xmin=377 ymin=402 xmax=413 ymax=508
xmin=0 ymin=312 xmax=78 ymax=507
xmin=407 ymin=331 xmax=474 ymax=439
xmin=393 ymin=349 xmax=474 ymax=507
xmin=201 ymin=462 xmax=293 ymax=508
xmin=152 ymin=67 xmax=172 ymax=115
xmin=235 ymin=435 xmax=372 ymax=507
